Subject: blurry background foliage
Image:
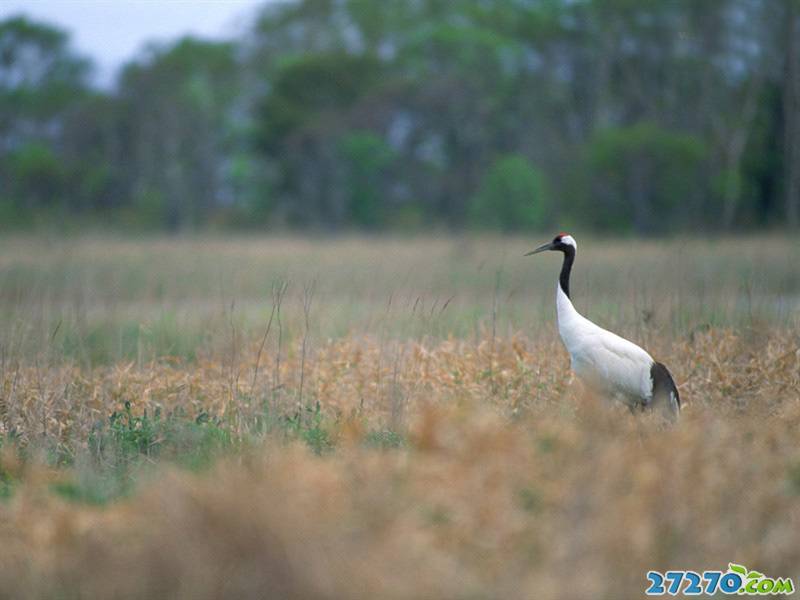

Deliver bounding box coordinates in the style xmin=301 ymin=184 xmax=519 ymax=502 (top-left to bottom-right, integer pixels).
xmin=1 ymin=0 xmax=799 ymax=234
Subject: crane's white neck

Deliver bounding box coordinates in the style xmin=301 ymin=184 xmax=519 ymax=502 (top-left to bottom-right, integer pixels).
xmin=557 ymin=278 xmax=580 ymax=322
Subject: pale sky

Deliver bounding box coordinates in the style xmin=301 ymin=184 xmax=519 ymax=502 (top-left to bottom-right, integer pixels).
xmin=0 ymin=0 xmax=268 ymax=86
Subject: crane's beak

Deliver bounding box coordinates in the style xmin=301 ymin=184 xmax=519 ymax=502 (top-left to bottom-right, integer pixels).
xmin=524 ymin=241 xmax=554 ymax=256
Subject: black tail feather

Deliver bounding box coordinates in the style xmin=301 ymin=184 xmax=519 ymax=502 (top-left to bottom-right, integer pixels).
xmin=650 ymin=361 xmax=680 ymax=418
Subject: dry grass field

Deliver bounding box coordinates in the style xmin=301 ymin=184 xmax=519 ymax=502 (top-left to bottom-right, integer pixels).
xmin=0 ymin=234 xmax=799 ymax=599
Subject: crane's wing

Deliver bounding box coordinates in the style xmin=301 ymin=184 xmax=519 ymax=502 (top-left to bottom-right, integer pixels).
xmin=569 ymin=324 xmax=654 ymax=402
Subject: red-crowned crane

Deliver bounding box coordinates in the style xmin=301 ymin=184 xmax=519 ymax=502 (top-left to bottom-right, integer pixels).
xmin=527 ymin=233 xmax=680 ymax=419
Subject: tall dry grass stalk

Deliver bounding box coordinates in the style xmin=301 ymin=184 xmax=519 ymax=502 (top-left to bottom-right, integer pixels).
xmin=0 ymin=325 xmax=799 ymax=598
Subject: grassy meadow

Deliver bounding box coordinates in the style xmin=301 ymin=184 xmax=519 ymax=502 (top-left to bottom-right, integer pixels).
xmin=1 ymin=233 xmax=799 ymax=599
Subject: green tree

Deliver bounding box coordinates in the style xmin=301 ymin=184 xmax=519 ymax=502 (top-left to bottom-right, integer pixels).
xmin=470 ymin=154 xmax=549 ymax=231
xmin=3 ymin=142 xmax=63 ymax=210
xmin=253 ymin=52 xmax=383 ymax=227
xmin=0 ymin=15 xmax=90 ymax=138
xmin=338 ymin=131 xmax=396 ymax=228
xmin=584 ymin=123 xmax=707 ymax=233
xmin=0 ymin=16 xmax=91 ymax=218
xmin=118 ymin=37 xmax=239 ymax=230
xmin=1 ymin=1 xmax=794 ymax=233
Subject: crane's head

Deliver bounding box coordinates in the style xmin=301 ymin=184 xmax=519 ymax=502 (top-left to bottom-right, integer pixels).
xmin=525 ymin=232 xmax=577 ymax=256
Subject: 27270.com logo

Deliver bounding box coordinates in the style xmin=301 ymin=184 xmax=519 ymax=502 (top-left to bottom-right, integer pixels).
xmin=646 ymin=564 xmax=794 ymax=596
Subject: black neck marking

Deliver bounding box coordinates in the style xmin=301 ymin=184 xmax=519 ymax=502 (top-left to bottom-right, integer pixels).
xmin=559 ymin=246 xmax=575 ymax=299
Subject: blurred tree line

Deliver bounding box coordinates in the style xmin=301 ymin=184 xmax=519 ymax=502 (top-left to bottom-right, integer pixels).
xmin=1 ymin=0 xmax=799 ymax=233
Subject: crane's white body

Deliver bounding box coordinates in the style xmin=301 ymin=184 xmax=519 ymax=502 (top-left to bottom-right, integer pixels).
xmin=556 ymin=283 xmax=654 ymax=405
